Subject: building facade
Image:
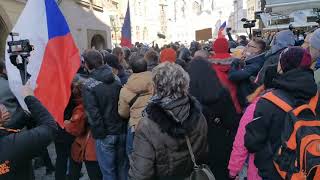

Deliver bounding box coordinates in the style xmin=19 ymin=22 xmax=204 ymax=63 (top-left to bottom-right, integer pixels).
xmin=262 ymin=0 xmax=320 ymax=30
xmin=230 ymin=0 xmax=247 ymax=35
xmin=0 ymin=0 xmax=126 ymax=58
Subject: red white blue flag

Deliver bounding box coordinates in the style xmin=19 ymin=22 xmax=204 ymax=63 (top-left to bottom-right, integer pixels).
xmin=120 ymin=0 xmax=132 ymax=48
xmin=5 ymin=0 xmax=80 ymax=127
xmin=218 ymin=21 xmax=227 ymax=38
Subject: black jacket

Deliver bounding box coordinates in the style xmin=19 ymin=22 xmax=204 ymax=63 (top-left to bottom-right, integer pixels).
xmin=244 ymin=69 xmax=320 ymax=180
xmin=187 ymin=59 xmax=240 ymax=180
xmin=0 ymin=96 xmax=57 ymax=180
xmin=83 ymin=65 xmax=127 ymax=139
xmin=229 ymin=54 xmax=265 ymax=107
xmin=256 ymin=49 xmax=284 ymax=85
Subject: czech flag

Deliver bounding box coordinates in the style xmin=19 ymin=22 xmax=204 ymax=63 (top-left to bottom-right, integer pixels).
xmin=218 ymin=21 xmax=227 ymax=38
xmin=5 ymin=0 xmax=80 ymax=127
xmin=120 ymin=0 xmax=132 ymax=48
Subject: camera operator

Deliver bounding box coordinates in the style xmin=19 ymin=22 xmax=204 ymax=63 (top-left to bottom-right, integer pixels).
xmin=0 ymin=83 xmax=58 ymax=180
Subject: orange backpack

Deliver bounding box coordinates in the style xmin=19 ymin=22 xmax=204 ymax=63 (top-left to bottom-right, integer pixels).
xmin=262 ymin=92 xmax=320 ymax=180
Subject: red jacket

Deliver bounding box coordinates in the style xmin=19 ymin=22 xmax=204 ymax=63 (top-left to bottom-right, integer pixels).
xmin=211 ymin=58 xmax=242 ymax=114
xmin=65 ymin=104 xmax=97 ymax=162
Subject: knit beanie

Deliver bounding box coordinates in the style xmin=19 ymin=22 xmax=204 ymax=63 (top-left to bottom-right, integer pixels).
xmin=160 ymin=48 xmax=177 ymax=63
xmin=279 ymin=47 xmax=312 ymax=73
xmin=310 ymin=28 xmax=320 ymax=50
xmin=212 ymin=38 xmax=231 ymax=59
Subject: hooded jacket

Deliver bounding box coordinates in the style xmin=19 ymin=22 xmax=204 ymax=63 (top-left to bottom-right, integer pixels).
xmin=188 ymin=59 xmax=240 ymax=180
xmin=129 ymin=96 xmax=208 ymax=180
xmin=256 ymin=30 xmax=295 ymax=85
xmin=118 ymin=71 xmax=153 ymax=127
xmin=0 ymin=96 xmax=57 ymax=180
xmin=210 ymin=38 xmax=242 ymax=114
xmin=229 ymin=53 xmax=265 ymax=107
xmin=245 ymin=69 xmax=320 ymax=180
xmin=82 ymin=65 xmax=127 ymax=139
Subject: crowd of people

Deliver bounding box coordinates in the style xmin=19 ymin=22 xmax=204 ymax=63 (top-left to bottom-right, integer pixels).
xmin=1 ymin=27 xmax=320 ymax=180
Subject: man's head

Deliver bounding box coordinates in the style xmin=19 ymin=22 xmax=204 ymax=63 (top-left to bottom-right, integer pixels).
xmin=82 ymin=49 xmax=104 ymax=72
xmin=122 ymin=47 xmax=131 ymax=62
xmin=243 ymin=39 xmax=266 ymax=59
xmin=129 ymin=55 xmax=147 ymax=73
xmin=309 ymin=28 xmax=320 ymax=61
xmin=194 ymin=50 xmax=209 ymax=59
xmin=277 ymin=47 xmax=312 ymax=74
xmin=144 ymin=50 xmax=159 ymax=65
xmin=112 ymin=47 xmax=124 ymax=63
xmin=105 ymin=54 xmax=121 ymax=75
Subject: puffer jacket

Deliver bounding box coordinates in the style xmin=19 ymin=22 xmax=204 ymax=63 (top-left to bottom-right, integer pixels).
xmin=245 ymin=69 xmax=320 ymax=180
xmin=82 ymin=65 xmax=127 ymax=139
xmin=129 ymin=96 xmax=208 ymax=180
xmin=65 ymin=103 xmax=97 ymax=162
xmin=118 ymin=71 xmax=153 ymax=127
xmin=228 ymin=98 xmax=261 ymax=180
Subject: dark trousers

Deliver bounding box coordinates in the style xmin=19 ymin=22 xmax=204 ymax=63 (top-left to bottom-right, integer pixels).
xmin=69 ymin=159 xmax=102 ymax=180
xmin=55 ymin=141 xmax=72 ymax=180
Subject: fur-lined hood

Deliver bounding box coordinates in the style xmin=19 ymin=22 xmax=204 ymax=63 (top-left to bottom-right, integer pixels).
xmin=209 ymin=57 xmax=234 ymax=65
xmin=144 ymin=96 xmax=202 ymax=138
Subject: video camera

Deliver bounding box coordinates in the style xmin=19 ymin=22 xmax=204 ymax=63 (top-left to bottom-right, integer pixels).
xmin=7 ymin=32 xmax=34 ymax=85
xmin=241 ymin=18 xmax=256 ymax=29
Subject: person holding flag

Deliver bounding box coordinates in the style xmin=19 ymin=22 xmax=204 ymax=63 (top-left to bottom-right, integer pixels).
xmin=2 ymin=0 xmax=80 ymax=179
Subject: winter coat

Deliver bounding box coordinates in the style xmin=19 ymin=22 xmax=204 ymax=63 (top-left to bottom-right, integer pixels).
xmin=245 ymin=69 xmax=320 ymax=180
xmin=187 ymin=59 xmax=240 ymax=180
xmin=229 ymin=54 xmax=265 ymax=107
xmin=256 ymin=49 xmax=284 ymax=85
xmin=0 ymin=75 xmax=19 ymax=114
xmin=118 ymin=68 xmax=129 ymax=85
xmin=0 ymin=96 xmax=57 ymax=180
xmin=315 ymin=69 xmax=320 ymax=89
xmin=64 ymin=103 xmax=97 ymax=162
xmin=228 ymin=98 xmax=261 ymax=180
xmin=118 ymin=71 xmax=153 ymax=127
xmin=129 ymin=96 xmax=208 ymax=180
xmin=211 ymin=58 xmax=242 ymax=113
xmin=82 ymin=65 xmax=127 ymax=139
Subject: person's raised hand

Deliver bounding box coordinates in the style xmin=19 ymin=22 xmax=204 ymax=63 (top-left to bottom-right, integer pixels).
xmin=22 ymin=81 xmax=35 ymax=98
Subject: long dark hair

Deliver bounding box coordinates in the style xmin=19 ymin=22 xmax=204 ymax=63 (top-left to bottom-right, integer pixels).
xmin=187 ymin=57 xmax=226 ymax=104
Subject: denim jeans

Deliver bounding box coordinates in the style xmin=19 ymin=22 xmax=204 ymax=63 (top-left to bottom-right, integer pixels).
xmin=96 ymin=134 xmax=128 ymax=180
xmin=126 ymin=126 xmax=135 ymax=157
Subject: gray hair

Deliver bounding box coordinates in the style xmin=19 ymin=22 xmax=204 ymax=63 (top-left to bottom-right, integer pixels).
xmin=152 ymin=62 xmax=190 ymax=99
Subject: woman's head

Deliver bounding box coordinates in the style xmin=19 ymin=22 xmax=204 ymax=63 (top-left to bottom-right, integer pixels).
xmin=152 ymin=62 xmax=190 ymax=99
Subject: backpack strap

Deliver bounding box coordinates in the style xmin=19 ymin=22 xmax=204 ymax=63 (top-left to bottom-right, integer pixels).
xmin=128 ymin=93 xmax=141 ymax=108
xmin=309 ymin=92 xmax=319 ymax=113
xmin=262 ymin=92 xmax=293 ymax=112
xmin=292 ymin=92 xmax=319 ymax=116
